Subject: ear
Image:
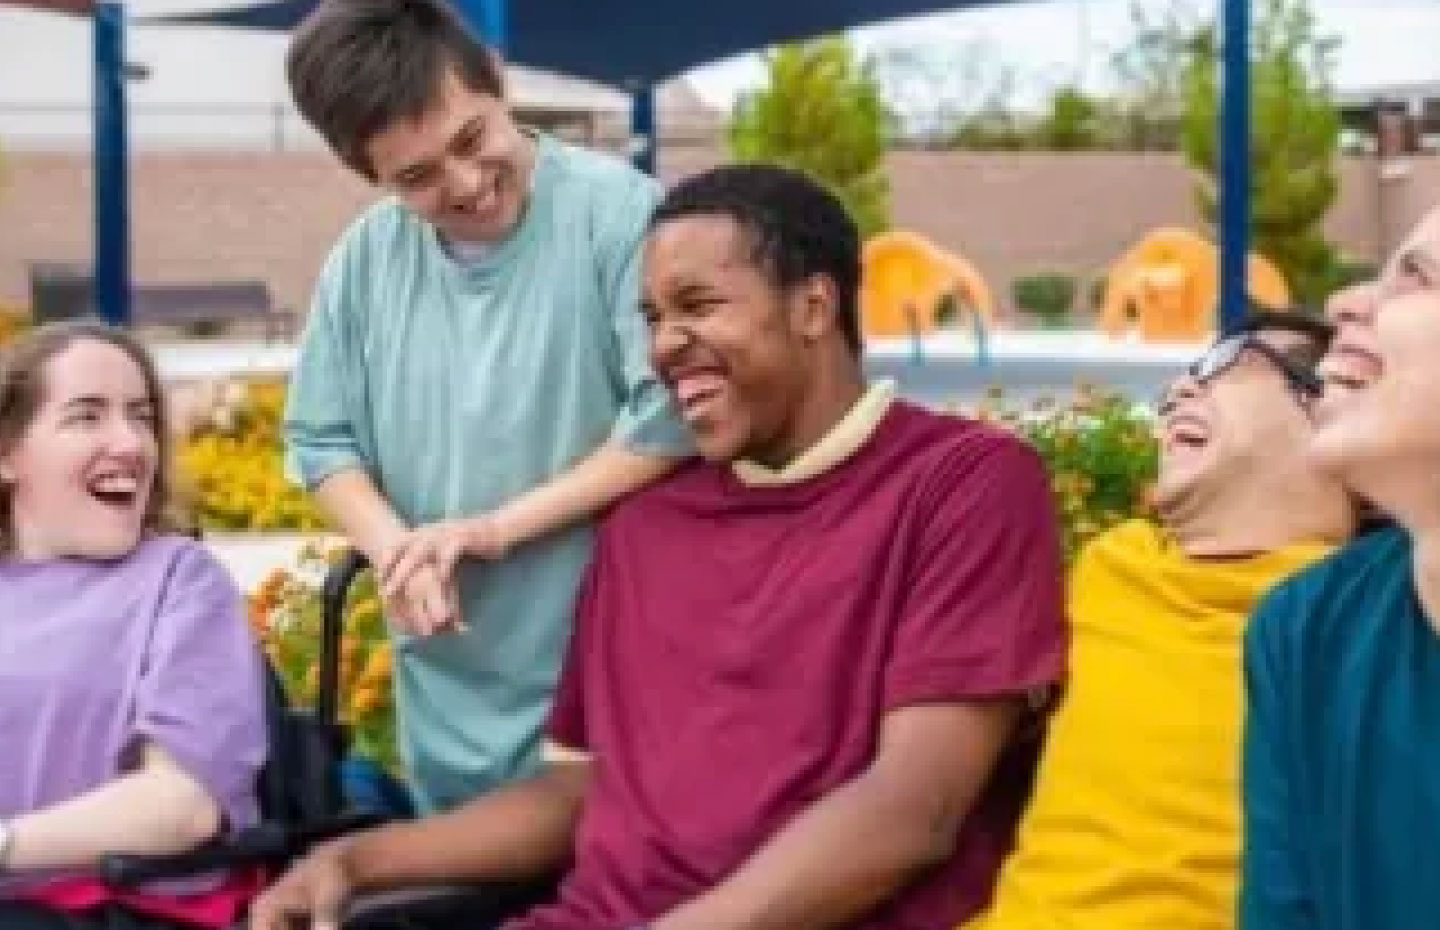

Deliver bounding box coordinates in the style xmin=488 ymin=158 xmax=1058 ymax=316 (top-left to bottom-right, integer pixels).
xmin=790 ymin=274 xmax=842 ymax=344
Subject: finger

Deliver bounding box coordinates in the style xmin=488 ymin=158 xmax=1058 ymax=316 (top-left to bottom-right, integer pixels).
xmin=417 ymin=572 xmax=457 ymax=634
xmin=246 ymin=892 xmax=278 ymax=930
xmin=373 ymin=539 xmax=407 ymax=581
xmin=381 ymin=592 xmax=422 ymax=636
xmin=310 ymin=866 xmax=350 ymax=930
xmin=381 ymin=543 xmax=432 ymax=600
xmin=248 ymin=886 xmax=299 ymax=930
xmin=434 ymin=539 xmax=464 ymax=584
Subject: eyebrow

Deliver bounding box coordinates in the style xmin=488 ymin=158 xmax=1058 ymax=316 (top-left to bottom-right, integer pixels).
xmin=60 ymin=395 xmax=155 ymax=411
xmin=392 ymin=116 xmax=486 ymax=182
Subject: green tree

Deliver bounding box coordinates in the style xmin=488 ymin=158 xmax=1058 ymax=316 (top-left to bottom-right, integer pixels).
xmin=1182 ymin=0 xmax=1343 ymax=304
xmin=1035 ymin=87 xmax=1105 ymax=151
xmin=1109 ymin=0 xmax=1206 ymax=150
xmin=728 ymin=36 xmax=891 ymax=237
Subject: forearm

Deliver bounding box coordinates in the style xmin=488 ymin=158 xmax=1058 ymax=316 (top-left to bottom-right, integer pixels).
xmin=493 ymin=441 xmax=677 ymax=550
xmin=341 ymin=763 xmax=588 ymax=891
xmin=656 ymin=702 xmax=1023 ymax=930
xmin=8 ymin=748 xmax=220 ymax=871
xmin=654 ymin=777 xmax=951 ymax=930
xmin=312 ymin=469 xmax=408 ymax=562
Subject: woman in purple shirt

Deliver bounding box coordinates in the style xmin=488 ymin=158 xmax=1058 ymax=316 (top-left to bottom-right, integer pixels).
xmin=0 ymin=322 xmax=267 ymax=929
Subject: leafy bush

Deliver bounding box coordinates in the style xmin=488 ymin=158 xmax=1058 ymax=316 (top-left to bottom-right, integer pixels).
xmin=728 ymin=36 xmax=891 ymax=237
xmin=176 ymin=380 xmax=328 ymax=532
xmin=248 ymin=542 xmax=396 ymax=770
xmin=1012 ymin=273 xmax=1078 ymax=328
xmin=976 ymin=385 xmax=1158 ymax=560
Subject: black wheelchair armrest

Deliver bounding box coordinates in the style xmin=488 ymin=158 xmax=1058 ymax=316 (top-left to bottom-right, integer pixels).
xmin=340 ymin=875 xmax=558 ymax=929
xmin=99 ymin=822 xmax=291 ymax=886
xmin=99 ymin=810 xmax=390 ymax=888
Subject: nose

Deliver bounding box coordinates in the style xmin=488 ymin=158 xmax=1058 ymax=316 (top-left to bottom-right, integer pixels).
xmin=1325 ymin=283 xmax=1378 ymax=326
xmin=1158 ymin=372 xmax=1200 ymax=413
xmin=105 ymin=415 xmax=150 ymax=458
xmin=649 ymin=318 xmax=693 ymax=370
xmin=445 ymin=156 xmax=488 ymax=201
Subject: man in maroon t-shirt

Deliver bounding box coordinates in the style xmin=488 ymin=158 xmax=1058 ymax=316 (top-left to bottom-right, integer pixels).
xmin=251 ymin=165 xmax=1067 ymax=930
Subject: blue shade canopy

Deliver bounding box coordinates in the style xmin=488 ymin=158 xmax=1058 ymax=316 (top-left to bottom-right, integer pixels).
xmin=147 ymin=0 xmax=1029 ymax=86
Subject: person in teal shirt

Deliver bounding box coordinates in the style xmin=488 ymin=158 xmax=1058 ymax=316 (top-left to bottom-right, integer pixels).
xmin=280 ymin=0 xmax=689 ymax=813
xmin=1240 ymin=282 xmax=1440 ymax=930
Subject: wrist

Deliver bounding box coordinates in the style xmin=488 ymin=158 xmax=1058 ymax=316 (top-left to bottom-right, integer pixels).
xmin=326 ymin=834 xmax=369 ymax=890
xmin=474 ymin=510 xmax=519 ymax=558
xmin=0 ymin=817 xmax=13 ymax=872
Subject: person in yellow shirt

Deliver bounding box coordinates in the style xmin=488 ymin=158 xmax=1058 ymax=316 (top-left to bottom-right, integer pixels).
xmin=967 ymin=311 xmax=1358 ymax=930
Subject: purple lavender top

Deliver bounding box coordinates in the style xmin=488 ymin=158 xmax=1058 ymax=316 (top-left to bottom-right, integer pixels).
xmin=0 ymin=534 xmax=267 ymax=881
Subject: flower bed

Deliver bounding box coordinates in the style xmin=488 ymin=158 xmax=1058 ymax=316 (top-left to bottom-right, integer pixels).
xmin=176 ymin=380 xmax=328 ymax=532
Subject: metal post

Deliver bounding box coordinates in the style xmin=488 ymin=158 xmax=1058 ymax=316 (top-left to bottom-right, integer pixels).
xmin=94 ymin=2 xmax=131 ymax=326
xmin=630 ymin=84 xmax=656 ymax=175
xmin=1218 ymin=0 xmax=1251 ymax=334
xmin=455 ymin=0 xmax=507 ymax=50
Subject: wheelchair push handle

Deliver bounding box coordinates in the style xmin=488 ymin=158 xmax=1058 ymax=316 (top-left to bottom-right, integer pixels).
xmin=317 ymin=548 xmax=370 ymax=729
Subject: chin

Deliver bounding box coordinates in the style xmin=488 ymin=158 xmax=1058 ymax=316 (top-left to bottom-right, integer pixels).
xmin=1305 ymin=427 xmax=1363 ymax=482
xmin=74 ymin=525 xmax=145 ymax=560
xmin=693 ymin=433 xmax=743 ymax=463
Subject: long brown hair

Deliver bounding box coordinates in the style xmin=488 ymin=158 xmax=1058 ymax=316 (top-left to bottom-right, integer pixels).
xmin=0 ymin=321 xmax=182 ymax=554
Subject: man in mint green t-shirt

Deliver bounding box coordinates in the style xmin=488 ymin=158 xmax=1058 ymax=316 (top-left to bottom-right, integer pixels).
xmin=281 ymin=0 xmax=689 ymax=812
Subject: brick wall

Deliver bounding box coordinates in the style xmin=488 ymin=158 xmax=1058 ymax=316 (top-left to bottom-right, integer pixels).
xmin=4 ymin=148 xmax=1436 ymax=316
xmin=1 ymin=152 xmax=375 ymax=314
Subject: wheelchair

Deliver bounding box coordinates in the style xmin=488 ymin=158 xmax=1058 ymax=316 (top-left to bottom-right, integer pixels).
xmin=101 ymin=549 xmax=555 ymax=929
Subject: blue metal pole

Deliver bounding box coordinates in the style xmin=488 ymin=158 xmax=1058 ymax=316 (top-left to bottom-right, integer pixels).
xmin=1218 ymin=0 xmax=1251 ymax=334
xmin=630 ymin=85 xmax=656 ymax=175
xmin=455 ymin=0 xmax=506 ymax=50
xmin=93 ymin=2 xmax=131 ymax=326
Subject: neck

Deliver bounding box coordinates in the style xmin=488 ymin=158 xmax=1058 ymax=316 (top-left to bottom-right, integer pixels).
xmin=1385 ymin=480 xmax=1440 ymax=632
xmin=750 ymin=360 xmax=868 ymax=470
xmin=1166 ymin=469 xmax=1352 ymax=559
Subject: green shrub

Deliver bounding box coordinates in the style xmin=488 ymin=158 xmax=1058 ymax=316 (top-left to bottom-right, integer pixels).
xmin=1013 ymin=273 xmax=1078 ymax=328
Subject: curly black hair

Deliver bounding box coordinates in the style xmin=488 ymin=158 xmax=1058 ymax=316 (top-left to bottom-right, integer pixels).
xmin=652 ymin=164 xmax=864 ymax=357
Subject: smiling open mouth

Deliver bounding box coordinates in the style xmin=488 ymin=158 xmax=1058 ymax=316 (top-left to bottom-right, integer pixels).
xmin=87 ymin=472 xmax=141 ymax=509
xmin=673 ymin=371 xmax=727 ymax=420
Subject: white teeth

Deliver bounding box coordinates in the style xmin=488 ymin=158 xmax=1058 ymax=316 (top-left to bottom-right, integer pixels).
xmin=90 ymin=474 xmax=139 ymax=494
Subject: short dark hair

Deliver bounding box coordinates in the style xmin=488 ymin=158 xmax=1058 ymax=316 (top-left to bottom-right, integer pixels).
xmin=1239 ymin=308 xmax=1335 ymax=372
xmin=286 ymin=0 xmax=504 ymax=179
xmin=651 ymin=164 xmax=864 ymax=357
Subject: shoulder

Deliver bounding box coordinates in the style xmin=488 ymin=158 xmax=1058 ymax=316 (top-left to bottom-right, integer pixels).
xmin=1247 ymin=525 xmax=1409 ymax=658
xmin=131 ymin=534 xmax=244 ymax=600
xmin=1073 ymin=518 xmax=1163 ymax=574
xmin=544 ymin=137 xmax=661 ymax=222
xmin=879 ymin=402 xmax=1050 ymax=499
xmin=603 ymin=457 xmax=717 ymax=522
xmin=322 ymin=196 xmax=423 ymax=272
xmin=548 ymin=137 xmax=659 ymax=198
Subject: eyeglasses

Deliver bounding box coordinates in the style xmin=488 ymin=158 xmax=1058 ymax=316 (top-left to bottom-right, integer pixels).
xmin=1185 ymin=334 xmax=1325 ymax=400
